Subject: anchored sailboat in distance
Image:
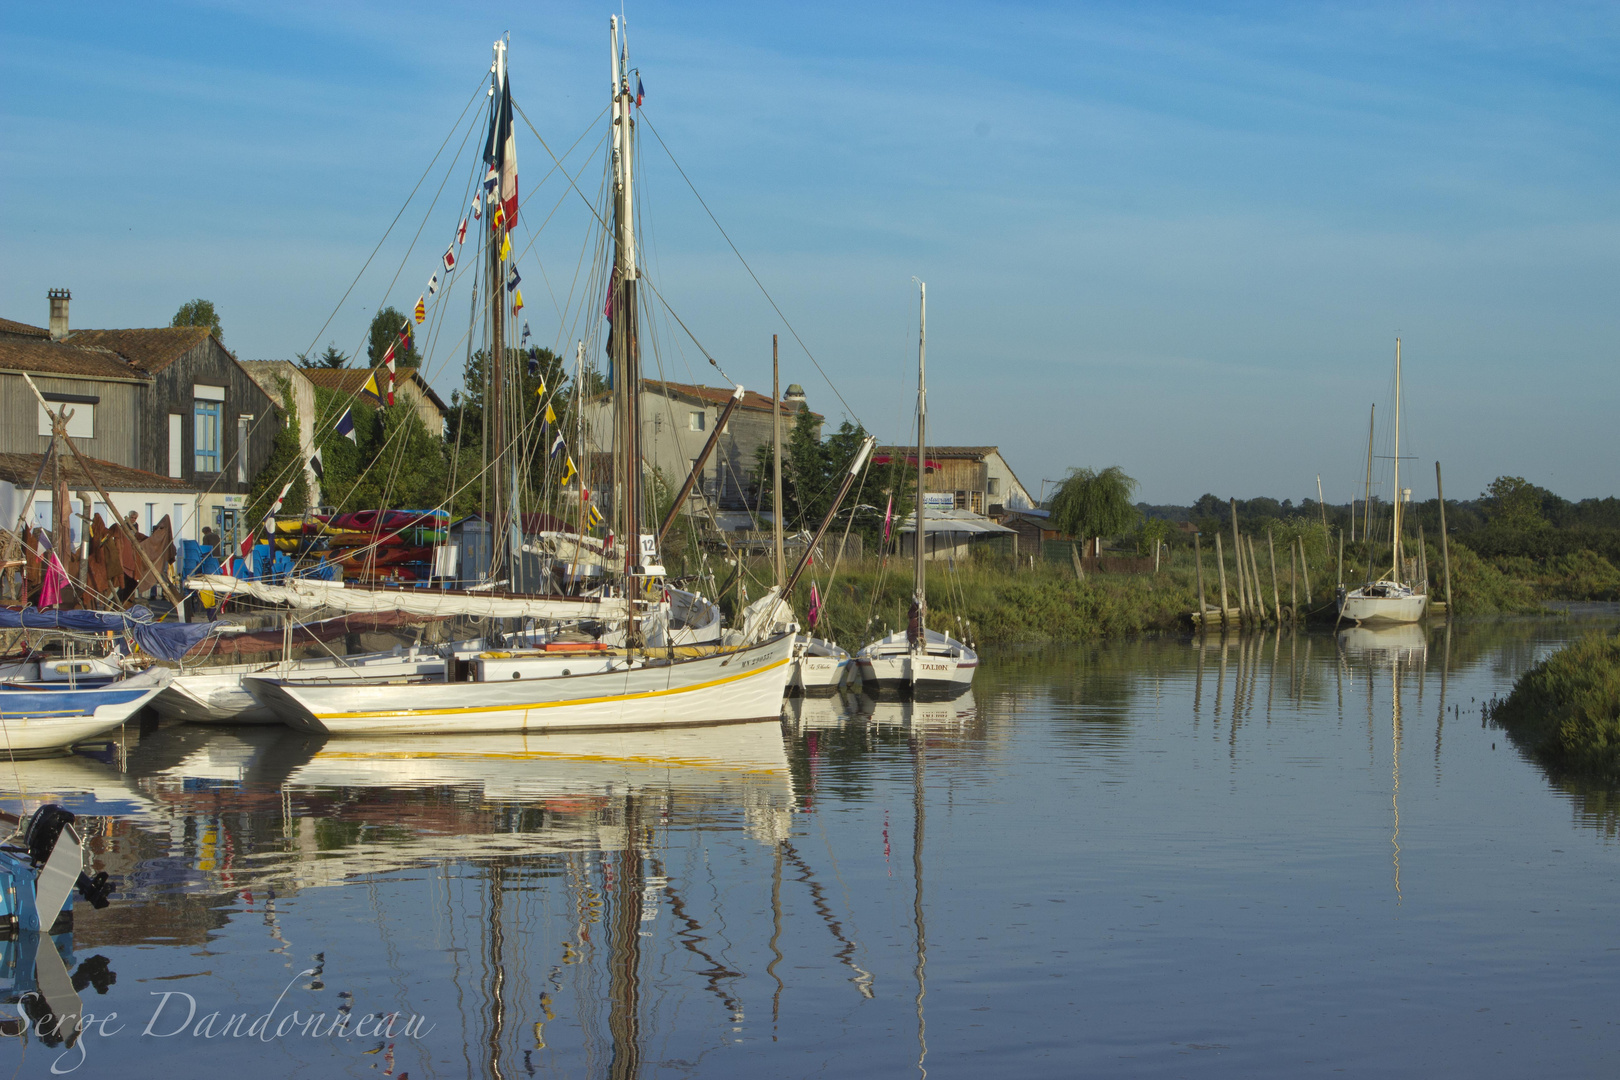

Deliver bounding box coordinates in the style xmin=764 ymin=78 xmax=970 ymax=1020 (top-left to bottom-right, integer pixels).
xmin=855 ymin=283 xmax=977 ymax=700
xmin=1338 ymin=338 xmax=1429 ymax=626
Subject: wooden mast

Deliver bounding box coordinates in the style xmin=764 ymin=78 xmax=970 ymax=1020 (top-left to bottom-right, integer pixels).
xmin=911 ymin=281 xmax=927 ymax=648
xmin=773 ymin=334 xmax=785 ymax=590
xmin=1391 ymin=338 xmax=1402 ymax=584
xmin=488 ymin=38 xmax=508 ymax=582
xmin=610 ymin=16 xmax=645 ymax=641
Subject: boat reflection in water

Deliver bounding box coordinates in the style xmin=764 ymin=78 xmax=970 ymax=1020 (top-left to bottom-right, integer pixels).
xmin=856 ymin=690 xmax=977 ymax=731
xmin=0 ymin=719 xmax=817 ymax=1075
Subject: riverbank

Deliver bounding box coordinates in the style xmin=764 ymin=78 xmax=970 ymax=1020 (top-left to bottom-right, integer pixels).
xmin=1488 ymin=631 xmax=1620 ymax=781
xmin=755 ymin=535 xmax=1551 ymax=647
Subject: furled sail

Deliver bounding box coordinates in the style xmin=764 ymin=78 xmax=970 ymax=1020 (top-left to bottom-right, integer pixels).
xmin=186 ymin=575 xmax=621 ymax=622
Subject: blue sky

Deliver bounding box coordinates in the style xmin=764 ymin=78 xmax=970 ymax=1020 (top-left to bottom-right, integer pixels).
xmin=4 ymin=2 xmax=1617 ymax=504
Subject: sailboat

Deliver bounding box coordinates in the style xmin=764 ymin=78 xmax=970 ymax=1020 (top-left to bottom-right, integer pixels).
xmin=855 ymin=283 xmax=977 ymax=700
xmin=1338 ymin=338 xmax=1429 ymax=626
xmin=241 ymin=26 xmax=794 ymax=735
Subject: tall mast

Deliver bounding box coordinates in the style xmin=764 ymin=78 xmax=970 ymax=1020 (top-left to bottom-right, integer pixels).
xmin=913 ymin=282 xmax=927 ymax=641
xmin=773 ymin=334 xmax=785 ymax=589
xmin=609 ymin=16 xmax=645 ymax=630
xmin=1364 ymin=403 xmax=1375 ymax=575
xmin=488 ymin=39 xmax=508 ymax=579
xmin=1391 ymin=338 xmax=1402 ymax=584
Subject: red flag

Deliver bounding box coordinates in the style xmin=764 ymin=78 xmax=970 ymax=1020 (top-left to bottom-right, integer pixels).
xmin=456 ymin=218 xmax=467 ymax=245
xmin=443 ymin=244 xmax=456 ymax=273
xmin=882 ymin=495 xmax=894 ymax=543
xmin=808 ymin=583 xmax=822 ymax=629
xmin=386 ymin=371 xmax=395 ymax=406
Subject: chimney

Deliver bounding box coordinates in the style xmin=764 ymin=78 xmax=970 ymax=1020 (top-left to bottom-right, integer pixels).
xmin=783 ymin=383 xmax=807 ymax=409
xmin=48 ymin=288 xmax=70 ymax=340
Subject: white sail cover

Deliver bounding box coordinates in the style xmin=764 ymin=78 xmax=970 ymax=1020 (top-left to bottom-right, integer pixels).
xmin=187 ymin=575 xmax=619 ymax=622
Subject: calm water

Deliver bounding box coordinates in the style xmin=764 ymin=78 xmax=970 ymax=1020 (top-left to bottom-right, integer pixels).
xmin=5 ymin=613 xmax=1620 ymax=1078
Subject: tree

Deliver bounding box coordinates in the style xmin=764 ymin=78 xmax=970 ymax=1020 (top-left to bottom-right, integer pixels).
xmin=1050 ymin=466 xmax=1140 ymax=545
xmin=171 ymin=298 xmax=222 ymax=340
xmin=307 ymin=343 xmax=348 ymax=369
xmin=1484 ymin=476 xmax=1545 ymax=530
xmin=367 ymin=307 xmax=423 ymax=369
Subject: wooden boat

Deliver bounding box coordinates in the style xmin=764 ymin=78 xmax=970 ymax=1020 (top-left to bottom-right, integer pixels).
xmin=0 ymin=668 xmax=170 ymax=757
xmin=244 ymin=630 xmax=795 ymax=736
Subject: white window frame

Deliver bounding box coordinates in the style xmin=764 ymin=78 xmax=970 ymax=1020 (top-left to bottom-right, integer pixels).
xmin=37 ymin=402 xmax=94 ymax=438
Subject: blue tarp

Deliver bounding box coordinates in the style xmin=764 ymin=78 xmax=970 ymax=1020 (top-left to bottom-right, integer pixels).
xmin=0 ymin=606 xmax=216 ymax=661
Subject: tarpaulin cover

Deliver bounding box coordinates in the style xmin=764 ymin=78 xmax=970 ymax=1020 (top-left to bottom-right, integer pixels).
xmin=0 ymin=606 xmax=217 ymax=660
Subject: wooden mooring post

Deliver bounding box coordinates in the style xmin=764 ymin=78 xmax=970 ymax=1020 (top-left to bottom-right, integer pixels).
xmin=1298 ymin=536 xmax=1313 ymax=604
xmin=1249 ymin=537 xmax=1266 ymax=625
xmin=1289 ymin=542 xmax=1298 ymax=621
xmin=1215 ymin=533 xmax=1230 ymax=626
xmin=1229 ymin=500 xmax=1247 ymax=622
xmin=1436 ymin=461 xmax=1453 ymax=617
xmin=1194 ymin=533 xmax=1208 ymax=627
xmin=1267 ymin=531 xmax=1281 ymax=624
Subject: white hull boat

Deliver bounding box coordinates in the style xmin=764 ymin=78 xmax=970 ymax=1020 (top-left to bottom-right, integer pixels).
xmin=245 ymin=632 xmax=795 ymax=736
xmin=150 ymin=645 xmax=450 ymax=725
xmin=1337 ymin=582 xmax=1428 ymax=626
xmin=790 ymin=634 xmax=850 ymax=695
xmin=0 ymin=668 xmax=171 ymax=756
xmin=855 ymin=628 xmax=977 ymax=701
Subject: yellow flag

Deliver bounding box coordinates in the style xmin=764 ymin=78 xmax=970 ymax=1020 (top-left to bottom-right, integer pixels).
xmin=544 ymin=403 xmax=557 ymax=425
xmin=561 ymin=456 xmax=577 ymax=486
xmin=499 ymin=233 xmax=512 ymax=261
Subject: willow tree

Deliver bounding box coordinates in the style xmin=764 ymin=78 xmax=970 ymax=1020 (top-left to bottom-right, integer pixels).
xmin=1051 ymin=466 xmax=1140 ymax=551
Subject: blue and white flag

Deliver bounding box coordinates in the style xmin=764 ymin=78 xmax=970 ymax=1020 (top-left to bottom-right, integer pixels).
xmin=549 ymin=432 xmax=565 ymax=459
xmin=335 ymin=407 xmax=356 ymax=444
xmin=507 ymin=264 xmax=521 ymax=293
xmin=521 ymin=321 xmax=531 ymax=346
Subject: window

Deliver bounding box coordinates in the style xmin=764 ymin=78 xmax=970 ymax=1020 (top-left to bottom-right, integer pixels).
xmin=988 ymin=477 xmax=1001 ymax=496
xmin=37 ymin=401 xmax=94 ymax=438
xmin=971 ymin=491 xmax=984 ymax=515
xmin=167 ymin=415 xmax=183 ymax=478
xmin=237 ymin=416 xmax=251 ymax=483
xmin=955 ymin=490 xmax=968 ymax=510
xmin=689 ymin=411 xmax=705 ymax=432
xmin=194 ymin=400 xmax=222 ymax=472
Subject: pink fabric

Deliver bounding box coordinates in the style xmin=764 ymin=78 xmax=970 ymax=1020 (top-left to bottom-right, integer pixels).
xmin=40 ymin=554 xmax=68 ymax=607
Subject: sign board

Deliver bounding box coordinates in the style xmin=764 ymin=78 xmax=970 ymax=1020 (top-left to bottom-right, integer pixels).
xmin=639 ymin=534 xmax=658 ymax=559
xmin=922 ymin=492 xmax=955 ymax=510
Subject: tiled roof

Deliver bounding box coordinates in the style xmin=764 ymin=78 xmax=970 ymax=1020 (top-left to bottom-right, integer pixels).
xmin=876 ymin=445 xmax=998 ymax=459
xmin=66 ymin=327 xmax=212 ymax=374
xmin=644 ymin=380 xmax=823 ymax=419
xmin=0 ymin=317 xmax=50 ymax=338
xmin=0 ymin=335 xmax=149 ymax=382
xmin=0 ymin=451 xmax=193 ymax=492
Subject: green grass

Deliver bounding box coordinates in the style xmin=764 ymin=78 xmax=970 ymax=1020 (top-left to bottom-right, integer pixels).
xmin=1489 ymin=633 xmax=1620 ymax=780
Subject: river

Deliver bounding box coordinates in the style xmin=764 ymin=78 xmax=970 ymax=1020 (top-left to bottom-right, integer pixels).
xmin=4 ymin=612 xmax=1619 ymax=1078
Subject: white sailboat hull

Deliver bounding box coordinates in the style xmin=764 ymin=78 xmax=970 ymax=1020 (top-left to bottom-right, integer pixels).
xmin=150 ymin=648 xmax=451 ymax=725
xmin=790 ymin=634 xmax=850 ymax=696
xmin=855 ymin=629 xmax=976 ymax=701
xmin=245 ymin=632 xmax=795 ymax=736
xmin=1338 ymin=584 xmax=1428 ymax=626
xmin=0 ymin=669 xmax=171 ymax=755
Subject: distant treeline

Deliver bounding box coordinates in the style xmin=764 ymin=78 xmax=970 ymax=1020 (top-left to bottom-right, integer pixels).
xmin=1130 ymin=480 xmax=1620 ymax=601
